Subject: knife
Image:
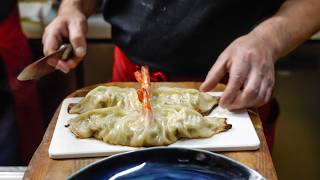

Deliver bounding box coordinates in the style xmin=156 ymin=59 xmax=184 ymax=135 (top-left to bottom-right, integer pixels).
xmin=17 ymin=44 xmax=73 ymax=81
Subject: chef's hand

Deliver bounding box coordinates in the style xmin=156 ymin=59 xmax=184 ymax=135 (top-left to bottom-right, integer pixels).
xmin=42 ymin=2 xmax=88 ymax=73
xmin=200 ymin=33 xmax=276 ymax=110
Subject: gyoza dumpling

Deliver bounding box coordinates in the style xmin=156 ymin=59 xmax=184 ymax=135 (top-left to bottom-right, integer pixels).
xmin=67 ymin=105 xmax=231 ymax=147
xmin=152 ymin=87 xmax=219 ymax=113
xmin=69 ymin=86 xmax=141 ymax=114
xmin=70 ymin=86 xmax=219 ymax=114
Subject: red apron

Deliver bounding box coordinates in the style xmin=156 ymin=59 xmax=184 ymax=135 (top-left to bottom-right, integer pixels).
xmin=0 ymin=8 xmax=44 ymax=164
xmin=112 ymin=46 xmax=277 ymax=150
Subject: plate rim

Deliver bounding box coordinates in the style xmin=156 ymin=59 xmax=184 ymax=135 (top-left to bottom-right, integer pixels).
xmin=67 ymin=147 xmax=266 ymax=180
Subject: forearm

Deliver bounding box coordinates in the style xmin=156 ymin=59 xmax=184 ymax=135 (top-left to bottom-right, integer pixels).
xmin=250 ymin=0 xmax=320 ymax=60
xmin=59 ymin=0 xmax=98 ymax=17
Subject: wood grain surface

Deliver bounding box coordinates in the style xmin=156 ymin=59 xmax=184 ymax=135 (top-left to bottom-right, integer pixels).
xmin=23 ymin=82 xmax=277 ymax=180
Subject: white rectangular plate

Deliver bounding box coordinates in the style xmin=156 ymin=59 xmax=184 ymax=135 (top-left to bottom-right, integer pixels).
xmin=49 ymin=92 xmax=260 ymax=159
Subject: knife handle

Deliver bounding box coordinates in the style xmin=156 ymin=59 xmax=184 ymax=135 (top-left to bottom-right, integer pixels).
xmin=59 ymin=44 xmax=74 ymax=61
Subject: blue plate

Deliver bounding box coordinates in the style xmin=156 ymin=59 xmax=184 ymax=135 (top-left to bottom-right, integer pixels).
xmin=68 ymin=147 xmax=265 ymax=180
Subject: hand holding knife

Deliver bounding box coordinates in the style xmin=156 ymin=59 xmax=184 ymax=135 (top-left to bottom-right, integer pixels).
xmin=17 ymin=44 xmax=74 ymax=81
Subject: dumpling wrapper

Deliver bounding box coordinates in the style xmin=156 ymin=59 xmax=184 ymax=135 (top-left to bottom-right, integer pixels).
xmin=152 ymin=87 xmax=218 ymax=113
xmin=69 ymin=86 xmax=219 ymax=114
xmin=69 ymin=86 xmax=141 ymax=114
xmin=68 ymin=105 xmax=231 ymax=147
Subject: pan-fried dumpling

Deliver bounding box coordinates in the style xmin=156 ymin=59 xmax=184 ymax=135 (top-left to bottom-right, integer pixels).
xmin=69 ymin=86 xmax=141 ymax=114
xmin=67 ymin=66 xmax=231 ymax=147
xmin=153 ymin=87 xmax=218 ymax=113
xmin=69 ymin=86 xmax=218 ymax=114
xmin=68 ymin=105 xmax=230 ymax=147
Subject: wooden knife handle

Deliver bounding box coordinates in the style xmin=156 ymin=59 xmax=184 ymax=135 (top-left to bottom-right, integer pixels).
xmin=60 ymin=44 xmax=74 ymax=61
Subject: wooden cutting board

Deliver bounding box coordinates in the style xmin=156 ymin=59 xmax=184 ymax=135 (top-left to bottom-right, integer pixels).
xmin=24 ymin=82 xmax=278 ymax=180
xmin=48 ymin=82 xmax=260 ymax=159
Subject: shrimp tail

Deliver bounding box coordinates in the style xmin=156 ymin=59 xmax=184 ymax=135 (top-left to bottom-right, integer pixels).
xmin=135 ymin=66 xmax=153 ymax=121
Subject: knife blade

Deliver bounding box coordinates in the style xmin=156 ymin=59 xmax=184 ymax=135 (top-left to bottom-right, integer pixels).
xmin=17 ymin=44 xmax=73 ymax=81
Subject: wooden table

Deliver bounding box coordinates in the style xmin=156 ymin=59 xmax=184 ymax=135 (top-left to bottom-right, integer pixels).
xmin=23 ymin=82 xmax=277 ymax=180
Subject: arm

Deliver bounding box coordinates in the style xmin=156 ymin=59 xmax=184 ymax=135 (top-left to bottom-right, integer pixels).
xmin=252 ymin=0 xmax=320 ymax=58
xmin=200 ymin=0 xmax=320 ymax=110
xmin=42 ymin=0 xmax=98 ymax=73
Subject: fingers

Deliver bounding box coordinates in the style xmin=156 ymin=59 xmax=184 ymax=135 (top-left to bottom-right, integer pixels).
xmin=53 ymin=18 xmax=87 ymax=73
xmin=43 ymin=29 xmax=71 ymax=73
xmin=43 ymin=29 xmax=62 ymax=56
xmin=67 ymin=57 xmax=82 ymax=69
xmin=219 ymin=59 xmax=250 ymax=108
xmin=42 ymin=14 xmax=87 ymax=74
xmin=256 ymin=79 xmax=269 ymax=107
xmin=200 ymin=54 xmax=228 ymax=92
xmin=56 ymin=60 xmax=70 ymax=73
xmin=265 ymin=87 xmax=273 ymax=103
xmin=225 ymin=71 xmax=274 ymax=110
xmin=42 ymin=20 xmax=69 ymax=73
xmin=202 ymin=56 xmax=274 ymax=110
xmin=43 ymin=25 xmax=68 ymax=72
xmin=204 ymin=33 xmax=276 ymax=110
xmin=226 ymin=71 xmax=261 ymax=110
xmin=68 ymin=18 xmax=87 ymax=59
